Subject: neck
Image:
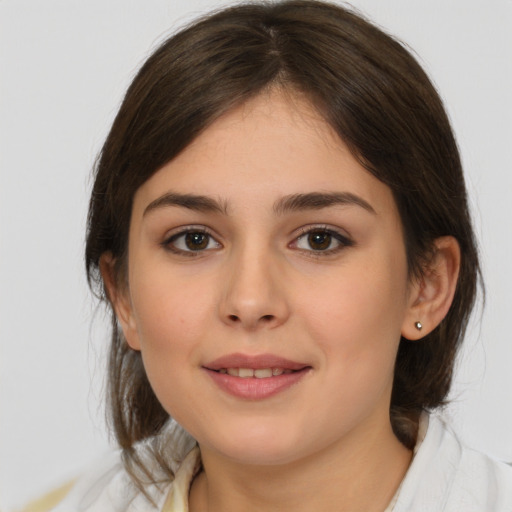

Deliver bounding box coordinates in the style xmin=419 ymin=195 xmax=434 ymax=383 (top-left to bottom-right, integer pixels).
xmin=189 ymin=417 xmax=412 ymax=512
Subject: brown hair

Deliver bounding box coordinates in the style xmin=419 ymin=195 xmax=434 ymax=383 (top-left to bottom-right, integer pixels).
xmin=85 ymin=0 xmax=480 ymax=490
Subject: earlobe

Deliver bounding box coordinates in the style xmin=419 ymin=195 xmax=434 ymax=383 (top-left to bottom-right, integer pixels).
xmin=401 ymin=236 xmax=460 ymax=340
xmin=99 ymin=253 xmax=141 ymax=351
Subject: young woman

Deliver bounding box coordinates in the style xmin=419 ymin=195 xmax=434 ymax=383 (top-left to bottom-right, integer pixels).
xmin=37 ymin=1 xmax=511 ymax=510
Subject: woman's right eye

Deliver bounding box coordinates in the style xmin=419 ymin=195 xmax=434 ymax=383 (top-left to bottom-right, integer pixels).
xmin=163 ymin=230 xmax=221 ymax=255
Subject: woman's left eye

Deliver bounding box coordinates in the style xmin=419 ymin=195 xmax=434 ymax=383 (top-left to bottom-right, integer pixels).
xmin=292 ymin=228 xmax=353 ymax=253
xmin=163 ymin=230 xmax=221 ymax=254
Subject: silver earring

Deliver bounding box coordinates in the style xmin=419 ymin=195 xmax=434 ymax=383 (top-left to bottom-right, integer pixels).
xmin=414 ymin=321 xmax=423 ymax=331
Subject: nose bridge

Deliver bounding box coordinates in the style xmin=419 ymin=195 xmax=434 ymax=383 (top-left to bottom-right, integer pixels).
xmin=219 ymin=237 xmax=289 ymax=330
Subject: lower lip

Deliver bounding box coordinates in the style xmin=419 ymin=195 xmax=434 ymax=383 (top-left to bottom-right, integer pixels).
xmin=204 ymin=368 xmax=310 ymax=400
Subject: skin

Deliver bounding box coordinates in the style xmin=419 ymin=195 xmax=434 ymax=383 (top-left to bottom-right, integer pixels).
xmin=103 ymin=89 xmax=460 ymax=512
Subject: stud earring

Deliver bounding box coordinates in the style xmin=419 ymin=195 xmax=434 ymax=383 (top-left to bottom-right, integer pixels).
xmin=414 ymin=321 xmax=423 ymax=331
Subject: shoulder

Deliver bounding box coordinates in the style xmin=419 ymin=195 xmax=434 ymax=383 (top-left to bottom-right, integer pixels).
xmin=46 ymin=451 xmax=153 ymax=512
xmin=26 ymin=421 xmax=199 ymax=512
xmin=448 ymin=430 xmax=512 ymax=510
xmin=394 ymin=412 xmax=512 ymax=512
xmin=23 ymin=451 xmax=166 ymax=512
xmin=19 ymin=480 xmax=77 ymax=512
xmin=22 ymin=420 xmax=197 ymax=512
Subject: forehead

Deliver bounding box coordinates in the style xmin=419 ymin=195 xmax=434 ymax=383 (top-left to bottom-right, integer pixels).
xmin=133 ymin=90 xmax=397 ymax=218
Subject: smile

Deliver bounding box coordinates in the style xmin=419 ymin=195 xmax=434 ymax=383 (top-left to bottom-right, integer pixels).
xmin=203 ymin=354 xmax=311 ymax=400
xmin=217 ymin=368 xmax=296 ymax=378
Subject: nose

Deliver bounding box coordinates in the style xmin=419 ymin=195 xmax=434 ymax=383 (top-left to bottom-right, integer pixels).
xmin=218 ymin=246 xmax=290 ymax=331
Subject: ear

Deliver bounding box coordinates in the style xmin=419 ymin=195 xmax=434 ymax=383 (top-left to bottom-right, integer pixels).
xmin=99 ymin=252 xmax=141 ymax=351
xmin=401 ymin=236 xmax=461 ymax=340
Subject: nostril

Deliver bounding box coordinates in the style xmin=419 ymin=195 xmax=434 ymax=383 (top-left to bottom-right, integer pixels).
xmin=226 ymin=313 xmax=274 ymax=324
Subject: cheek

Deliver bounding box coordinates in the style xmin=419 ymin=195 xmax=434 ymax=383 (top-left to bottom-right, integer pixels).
xmin=303 ymin=269 xmax=406 ymax=343
xmin=297 ymin=253 xmax=408 ymax=381
xmin=131 ymin=265 xmax=214 ymax=344
xmin=128 ymin=268 xmax=216 ymax=401
xmin=293 ymin=268 xmax=406 ymax=431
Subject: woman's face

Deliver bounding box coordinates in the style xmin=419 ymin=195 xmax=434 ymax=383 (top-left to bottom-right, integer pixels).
xmin=118 ymin=90 xmax=417 ymax=465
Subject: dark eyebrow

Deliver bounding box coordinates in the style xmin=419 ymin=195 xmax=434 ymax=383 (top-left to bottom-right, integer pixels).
xmin=143 ymin=192 xmax=228 ymax=216
xmin=273 ymin=192 xmax=376 ymax=215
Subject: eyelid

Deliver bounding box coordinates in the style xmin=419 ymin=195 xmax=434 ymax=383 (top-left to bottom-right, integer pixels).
xmin=290 ymin=224 xmax=354 ymax=253
xmin=159 ymin=223 xmax=353 ymax=257
xmin=161 ymin=225 xmax=222 ymax=256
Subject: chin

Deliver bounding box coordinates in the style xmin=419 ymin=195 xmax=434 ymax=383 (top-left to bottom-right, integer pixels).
xmin=222 ymin=443 xmax=301 ymax=467
xmin=201 ymin=422 xmax=310 ymax=466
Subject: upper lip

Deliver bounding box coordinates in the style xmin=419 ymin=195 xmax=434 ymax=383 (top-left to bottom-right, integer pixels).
xmin=204 ymin=353 xmax=309 ymax=371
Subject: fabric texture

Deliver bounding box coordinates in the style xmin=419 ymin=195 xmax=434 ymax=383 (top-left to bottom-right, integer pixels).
xmin=38 ymin=413 xmax=511 ymax=512
xmin=19 ymin=480 xmax=77 ymax=512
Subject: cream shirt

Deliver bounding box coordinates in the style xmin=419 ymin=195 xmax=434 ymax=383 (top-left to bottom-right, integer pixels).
xmin=36 ymin=413 xmax=512 ymax=512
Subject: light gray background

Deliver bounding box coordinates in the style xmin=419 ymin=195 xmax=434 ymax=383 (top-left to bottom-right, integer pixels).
xmin=1 ymin=0 xmax=511 ymax=509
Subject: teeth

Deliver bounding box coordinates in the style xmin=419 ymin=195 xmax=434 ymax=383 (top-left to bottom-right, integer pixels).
xmin=254 ymin=368 xmax=272 ymax=378
xmin=220 ymin=367 xmax=292 ymax=378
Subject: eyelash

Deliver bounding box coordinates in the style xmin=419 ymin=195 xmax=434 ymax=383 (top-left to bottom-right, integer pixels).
xmin=161 ymin=225 xmax=354 ymax=257
xmin=161 ymin=227 xmax=221 ymax=257
xmin=291 ymin=225 xmax=354 ymax=256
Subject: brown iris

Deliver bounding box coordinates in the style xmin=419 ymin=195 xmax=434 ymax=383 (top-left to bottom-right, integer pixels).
xmin=185 ymin=232 xmax=209 ymax=250
xmin=307 ymin=231 xmax=332 ymax=250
